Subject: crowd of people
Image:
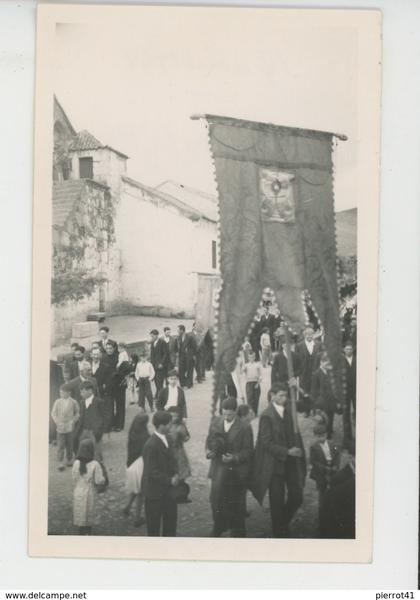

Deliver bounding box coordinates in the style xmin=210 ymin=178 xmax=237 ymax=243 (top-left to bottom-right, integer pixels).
xmin=49 ymin=306 xmax=357 ymax=539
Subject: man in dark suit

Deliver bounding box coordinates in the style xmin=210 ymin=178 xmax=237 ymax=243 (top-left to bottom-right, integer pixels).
xmin=150 ymin=329 xmax=170 ymax=397
xmin=271 ymin=332 xmax=301 ymax=387
xmin=270 ymin=308 xmax=282 ymax=350
xmin=260 ymin=306 xmax=275 ymax=350
xmin=296 ymin=326 xmax=322 ymax=416
xmin=162 ymin=326 xmax=176 ymax=371
xmin=309 ymin=423 xmax=341 ymax=520
xmin=311 ymin=352 xmax=340 ymax=439
xmin=90 ymin=347 xmax=113 ymax=398
xmin=319 ymin=441 xmax=355 ymax=539
xmin=343 ymin=341 xmax=356 ymax=443
xmin=98 ymin=325 xmax=116 ymax=353
xmin=67 ymin=362 xmax=99 ymax=403
xmin=64 ymin=345 xmax=85 ymax=381
xmin=142 ymin=411 xmax=179 ymax=536
xmin=206 ymin=396 xmax=254 ymax=537
xmin=73 ymin=380 xmax=104 ymax=459
xmin=174 ymin=324 xmax=197 ymax=388
xmin=253 ymin=383 xmax=306 ymax=537
xmin=156 ymin=370 xmax=187 ymax=419
xmin=191 ymin=323 xmax=206 ymax=383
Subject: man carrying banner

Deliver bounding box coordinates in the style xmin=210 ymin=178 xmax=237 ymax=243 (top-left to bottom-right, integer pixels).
xmin=252 ymin=383 xmax=306 ymax=537
xmin=194 ymin=113 xmax=347 ymax=537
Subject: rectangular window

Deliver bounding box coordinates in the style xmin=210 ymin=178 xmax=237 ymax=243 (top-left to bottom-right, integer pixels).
xmin=79 ymin=156 xmax=93 ymax=179
xmin=211 ymin=240 xmax=217 ymax=269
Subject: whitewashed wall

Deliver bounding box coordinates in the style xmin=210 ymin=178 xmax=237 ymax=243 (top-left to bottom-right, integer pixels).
xmin=114 ymin=180 xmax=218 ymax=316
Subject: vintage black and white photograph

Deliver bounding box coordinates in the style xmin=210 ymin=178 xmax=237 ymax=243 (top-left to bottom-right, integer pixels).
xmin=29 ymin=4 xmax=380 ymax=560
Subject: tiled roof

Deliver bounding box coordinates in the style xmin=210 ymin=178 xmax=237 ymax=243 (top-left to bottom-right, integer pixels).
xmin=155 ymin=180 xmax=218 ymax=222
xmin=335 ymin=208 xmax=357 ymax=256
xmin=68 ymin=130 xmax=103 ymax=152
xmin=68 ymin=129 xmax=129 ymax=159
xmin=52 ymin=180 xmax=85 ymax=228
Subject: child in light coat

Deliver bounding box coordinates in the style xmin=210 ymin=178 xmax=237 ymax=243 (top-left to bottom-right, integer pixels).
xmin=51 ymin=383 xmax=80 ymax=470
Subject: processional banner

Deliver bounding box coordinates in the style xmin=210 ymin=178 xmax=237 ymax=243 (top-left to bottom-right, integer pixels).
xmin=203 ymin=114 xmax=346 ymax=405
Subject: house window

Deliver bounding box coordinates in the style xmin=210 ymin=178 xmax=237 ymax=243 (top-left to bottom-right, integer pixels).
xmin=79 ymin=156 xmax=93 ymax=179
xmin=211 ymin=240 xmax=217 ymax=269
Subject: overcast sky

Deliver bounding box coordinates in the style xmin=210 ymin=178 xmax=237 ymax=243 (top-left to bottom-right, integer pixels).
xmin=54 ymin=10 xmax=359 ymax=210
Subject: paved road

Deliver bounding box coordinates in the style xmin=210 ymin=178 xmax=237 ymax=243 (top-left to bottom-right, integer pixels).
xmin=48 ymin=365 xmax=344 ymax=538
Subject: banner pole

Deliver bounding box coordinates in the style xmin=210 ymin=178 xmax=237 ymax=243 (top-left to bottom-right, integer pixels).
xmin=283 ymin=326 xmax=299 ymax=437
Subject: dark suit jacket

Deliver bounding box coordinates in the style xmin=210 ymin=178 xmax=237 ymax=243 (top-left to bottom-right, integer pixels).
xmin=162 ymin=336 xmax=177 ymax=369
xmin=74 ymin=395 xmax=104 ymax=442
xmin=206 ymin=416 xmax=254 ymax=483
xmin=142 ymin=434 xmax=178 ymax=499
xmin=175 ymin=333 xmax=197 ymax=360
xmin=64 ymin=358 xmax=82 ymax=381
xmin=296 ymin=341 xmax=321 ymax=393
xmin=150 ymin=338 xmax=170 ymax=370
xmin=271 ymin=349 xmax=301 ymax=386
xmin=320 ymin=464 xmax=355 ymax=538
xmin=91 ymin=360 xmax=113 ymax=397
xmin=343 ymin=355 xmax=356 ymax=402
xmin=67 ymin=375 xmax=99 ymax=403
xmin=309 ymin=440 xmax=340 ymax=491
xmin=156 ymin=386 xmax=187 ymax=418
xmin=253 ymin=402 xmax=306 ymax=504
xmin=97 ymin=338 xmax=117 ymax=352
xmin=311 ymin=368 xmax=337 ymax=411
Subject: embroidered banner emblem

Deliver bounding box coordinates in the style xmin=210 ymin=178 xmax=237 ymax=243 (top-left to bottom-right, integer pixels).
xmin=259 ymin=169 xmax=295 ymax=223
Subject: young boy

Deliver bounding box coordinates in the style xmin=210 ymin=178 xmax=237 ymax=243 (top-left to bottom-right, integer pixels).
xmin=241 ymin=336 xmax=253 ymax=364
xmin=135 ymin=352 xmax=155 ymax=412
xmin=117 ymin=341 xmax=130 ymax=367
xmin=260 ymin=327 xmax=272 ymax=367
xmin=156 ymin=369 xmax=187 ymax=419
xmin=242 ymin=351 xmax=263 ymax=416
xmin=51 ymin=383 xmax=80 ymax=471
xmin=309 ymin=423 xmax=340 ymax=511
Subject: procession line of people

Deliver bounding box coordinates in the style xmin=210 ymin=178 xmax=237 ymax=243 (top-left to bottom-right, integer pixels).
xmin=49 ymin=308 xmax=356 ymax=538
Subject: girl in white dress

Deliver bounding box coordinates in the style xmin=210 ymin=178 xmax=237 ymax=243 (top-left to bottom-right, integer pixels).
xmin=72 ymin=438 xmax=105 ymax=535
xmin=123 ymin=410 xmax=150 ymax=527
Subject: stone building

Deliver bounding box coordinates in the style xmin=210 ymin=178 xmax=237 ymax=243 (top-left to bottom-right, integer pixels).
xmin=51 ymin=97 xmax=218 ymax=345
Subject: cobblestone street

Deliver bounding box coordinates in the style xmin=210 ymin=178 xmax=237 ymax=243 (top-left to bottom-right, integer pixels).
xmin=48 ymin=364 xmax=343 ymax=538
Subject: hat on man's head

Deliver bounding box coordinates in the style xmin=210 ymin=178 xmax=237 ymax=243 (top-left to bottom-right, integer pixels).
xmin=167 ymin=369 xmax=178 ymax=378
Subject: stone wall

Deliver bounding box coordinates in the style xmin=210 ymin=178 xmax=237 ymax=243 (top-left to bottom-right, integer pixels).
xmin=51 ymin=180 xmax=121 ymax=345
